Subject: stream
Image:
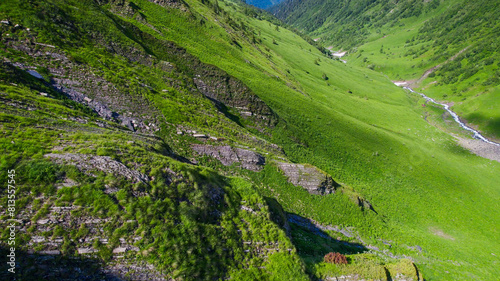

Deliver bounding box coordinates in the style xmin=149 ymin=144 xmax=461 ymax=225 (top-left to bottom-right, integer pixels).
xmin=401 ymin=86 xmax=500 ymax=147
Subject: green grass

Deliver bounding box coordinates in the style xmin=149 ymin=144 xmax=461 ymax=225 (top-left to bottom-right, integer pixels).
xmin=299 ymin=0 xmax=500 ymax=140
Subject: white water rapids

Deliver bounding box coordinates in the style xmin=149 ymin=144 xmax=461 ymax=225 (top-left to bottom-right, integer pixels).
xmin=401 ymin=86 xmax=500 ymax=147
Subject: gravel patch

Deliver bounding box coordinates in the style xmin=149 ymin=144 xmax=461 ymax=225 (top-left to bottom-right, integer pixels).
xmin=457 ymin=138 xmax=500 ymax=163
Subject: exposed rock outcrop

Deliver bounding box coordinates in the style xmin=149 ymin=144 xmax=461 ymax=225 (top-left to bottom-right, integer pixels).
xmin=357 ymin=196 xmax=375 ymax=212
xmin=192 ymin=145 xmax=265 ymax=171
xmin=277 ymin=162 xmax=337 ymax=195
xmin=147 ymin=0 xmax=181 ymax=8
xmin=101 ymin=0 xmax=183 ymax=10
xmin=4 ymin=250 xmax=170 ymax=281
xmin=193 ymin=75 xmax=278 ymax=130
xmin=7 ymin=59 xmax=160 ymax=134
xmin=44 ymin=153 xmax=150 ymax=183
xmin=50 ymin=77 xmax=160 ymax=133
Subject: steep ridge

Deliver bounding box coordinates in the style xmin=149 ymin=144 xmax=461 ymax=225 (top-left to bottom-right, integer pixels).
xmin=0 ymin=0 xmax=418 ymax=280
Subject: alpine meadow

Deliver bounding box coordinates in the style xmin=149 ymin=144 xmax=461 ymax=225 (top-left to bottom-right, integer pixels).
xmin=0 ymin=0 xmax=499 ymax=281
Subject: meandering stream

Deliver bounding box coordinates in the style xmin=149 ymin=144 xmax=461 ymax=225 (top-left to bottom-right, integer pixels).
xmin=400 ymin=86 xmax=500 ymax=147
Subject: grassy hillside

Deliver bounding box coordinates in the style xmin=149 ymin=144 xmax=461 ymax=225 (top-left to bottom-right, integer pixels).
xmin=245 ymin=0 xmax=282 ymax=9
xmin=271 ymin=0 xmax=500 ymax=140
xmin=1 ymin=0 xmax=499 ymax=280
xmin=270 ymin=0 xmax=443 ymax=49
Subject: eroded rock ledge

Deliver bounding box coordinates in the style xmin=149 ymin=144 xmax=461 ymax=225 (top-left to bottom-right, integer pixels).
xmin=277 ymin=162 xmax=337 ymax=195
xmin=44 ymin=153 xmax=150 ymax=183
xmin=192 ymin=145 xmax=265 ymax=171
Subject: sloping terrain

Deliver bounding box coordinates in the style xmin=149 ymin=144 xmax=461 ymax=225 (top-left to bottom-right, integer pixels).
xmin=245 ymin=0 xmax=282 ymax=9
xmin=0 ymin=3 xmax=309 ymax=278
xmin=270 ymin=0 xmax=443 ymax=49
xmin=0 ymin=0 xmax=499 ymax=280
xmin=271 ymin=0 xmax=500 ymax=140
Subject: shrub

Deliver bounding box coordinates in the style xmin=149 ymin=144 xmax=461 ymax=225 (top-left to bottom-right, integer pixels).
xmin=324 ymin=252 xmax=348 ymax=265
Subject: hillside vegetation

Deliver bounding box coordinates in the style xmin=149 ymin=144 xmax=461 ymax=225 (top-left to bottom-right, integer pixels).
xmin=245 ymin=0 xmax=282 ymax=9
xmin=271 ymin=0 xmax=500 ymax=140
xmin=0 ymin=0 xmax=499 ymax=280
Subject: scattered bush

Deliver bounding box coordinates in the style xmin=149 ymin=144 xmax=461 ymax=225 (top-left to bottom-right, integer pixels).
xmin=324 ymin=252 xmax=348 ymax=264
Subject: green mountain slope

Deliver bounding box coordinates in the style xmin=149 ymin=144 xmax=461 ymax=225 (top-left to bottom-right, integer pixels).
xmin=271 ymin=0 xmax=500 ymax=140
xmin=0 ymin=0 xmax=499 ymax=280
xmin=245 ymin=0 xmax=282 ymax=9
xmin=270 ymin=0 xmax=442 ymax=49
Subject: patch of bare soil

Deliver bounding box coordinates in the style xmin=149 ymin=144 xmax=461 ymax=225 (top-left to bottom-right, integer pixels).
xmin=457 ymin=138 xmax=500 ymax=163
xmin=430 ymin=227 xmax=455 ymax=240
xmin=411 ymin=46 xmax=471 ymax=87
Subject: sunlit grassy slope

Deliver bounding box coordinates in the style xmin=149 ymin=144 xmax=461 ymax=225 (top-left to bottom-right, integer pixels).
xmin=271 ymin=0 xmax=500 ymax=140
xmin=302 ymin=0 xmax=500 ymax=141
xmin=121 ymin=0 xmax=500 ymax=279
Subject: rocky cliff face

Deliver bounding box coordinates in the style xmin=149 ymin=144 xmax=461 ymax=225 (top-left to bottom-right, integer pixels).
xmin=277 ymin=162 xmax=338 ymax=195
xmin=2 ymin=0 xmax=278 ymax=136
xmin=193 ymin=75 xmax=278 ymax=131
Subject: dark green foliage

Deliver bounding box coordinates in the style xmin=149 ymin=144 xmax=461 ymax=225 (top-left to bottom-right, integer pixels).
xmin=270 ymin=0 xmax=436 ymax=49
xmin=419 ymin=1 xmax=500 ymax=88
xmin=20 ymin=161 xmax=60 ymax=185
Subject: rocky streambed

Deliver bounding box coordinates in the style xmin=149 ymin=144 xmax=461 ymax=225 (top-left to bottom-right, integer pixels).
xmin=402 ymin=86 xmax=499 ymax=147
xmin=396 ymin=83 xmax=500 ymax=162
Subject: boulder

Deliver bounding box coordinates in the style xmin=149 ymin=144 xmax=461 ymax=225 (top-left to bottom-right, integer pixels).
xmin=357 ymin=196 xmax=375 ymax=212
xmin=277 ymin=162 xmax=337 ymax=195
xmin=77 ymin=248 xmax=97 ymax=254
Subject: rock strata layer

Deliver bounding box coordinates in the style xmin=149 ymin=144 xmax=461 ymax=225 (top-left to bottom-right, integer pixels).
xmin=45 ymin=153 xmax=150 ymax=183
xmin=192 ymin=145 xmax=265 ymax=171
